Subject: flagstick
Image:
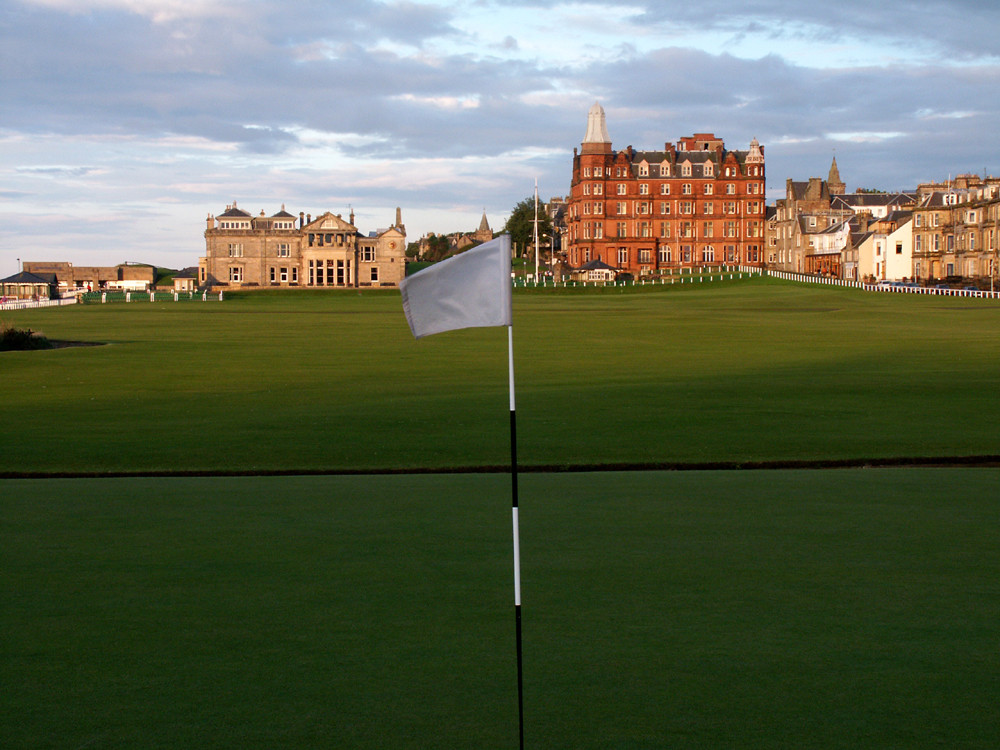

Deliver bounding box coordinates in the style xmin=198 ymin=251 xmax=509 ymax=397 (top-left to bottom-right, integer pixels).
xmin=508 ymin=324 xmax=524 ymax=750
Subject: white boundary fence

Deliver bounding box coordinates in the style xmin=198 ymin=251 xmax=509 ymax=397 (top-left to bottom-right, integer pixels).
xmin=767 ymin=270 xmax=1000 ymax=300
xmin=0 ymin=297 xmax=78 ymax=311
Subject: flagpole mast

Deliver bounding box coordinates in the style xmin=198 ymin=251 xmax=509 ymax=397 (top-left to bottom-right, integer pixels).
xmin=508 ymin=323 xmax=524 ymax=750
xmin=533 ymin=179 xmax=540 ymax=284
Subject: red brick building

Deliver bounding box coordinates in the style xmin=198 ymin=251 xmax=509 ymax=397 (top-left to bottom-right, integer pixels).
xmin=566 ymin=102 xmax=766 ymax=276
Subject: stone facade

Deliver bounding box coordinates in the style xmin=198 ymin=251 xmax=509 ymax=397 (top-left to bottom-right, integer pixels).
xmin=22 ymin=261 xmax=155 ymax=292
xmin=566 ymin=102 xmax=766 ymax=275
xmin=911 ymin=179 xmax=1000 ymax=283
xmin=200 ymin=203 xmax=407 ymax=289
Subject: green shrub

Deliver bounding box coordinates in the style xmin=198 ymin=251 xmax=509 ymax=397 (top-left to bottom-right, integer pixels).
xmin=0 ymin=320 xmax=52 ymax=351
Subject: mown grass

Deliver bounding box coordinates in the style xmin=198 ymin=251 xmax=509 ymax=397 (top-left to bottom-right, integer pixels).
xmin=3 ymin=469 xmax=999 ymax=749
xmin=2 ymin=279 xmax=999 ymax=473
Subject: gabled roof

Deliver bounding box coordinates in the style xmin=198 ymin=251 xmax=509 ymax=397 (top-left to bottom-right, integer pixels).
xmin=303 ymin=211 xmax=356 ymax=231
xmin=1 ymin=271 xmax=57 ymax=284
xmin=218 ymin=203 xmax=252 ymax=218
xmin=578 ymin=259 xmax=617 ymax=271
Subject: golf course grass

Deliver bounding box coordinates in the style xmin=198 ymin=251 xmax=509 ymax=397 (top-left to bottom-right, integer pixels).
xmin=2 ymin=278 xmax=999 ymax=474
xmin=2 ymin=279 xmax=999 ymax=748
xmin=4 ymin=470 xmax=998 ymax=748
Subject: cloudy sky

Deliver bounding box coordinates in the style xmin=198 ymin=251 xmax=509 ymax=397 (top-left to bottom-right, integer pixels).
xmin=2 ymin=0 xmax=999 ymax=272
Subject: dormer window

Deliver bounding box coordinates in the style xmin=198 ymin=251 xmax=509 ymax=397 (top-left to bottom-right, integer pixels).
xmin=704 ymin=162 xmax=714 ymax=177
xmin=681 ymin=163 xmax=692 ymax=177
xmin=638 ymin=163 xmax=649 ymax=177
xmin=660 ymin=164 xmax=670 ymax=177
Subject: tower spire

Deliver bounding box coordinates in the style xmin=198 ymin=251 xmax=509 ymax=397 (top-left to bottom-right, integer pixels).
xmin=828 ymin=155 xmax=845 ymax=195
xmin=581 ymin=101 xmax=612 ymax=154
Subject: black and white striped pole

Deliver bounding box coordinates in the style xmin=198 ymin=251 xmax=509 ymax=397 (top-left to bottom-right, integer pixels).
xmin=508 ymin=324 xmax=524 ymax=750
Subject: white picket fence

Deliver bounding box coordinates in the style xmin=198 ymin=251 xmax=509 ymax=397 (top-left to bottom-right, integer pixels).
xmin=767 ymin=270 xmax=1000 ymax=299
xmin=0 ymin=297 xmax=78 ymax=311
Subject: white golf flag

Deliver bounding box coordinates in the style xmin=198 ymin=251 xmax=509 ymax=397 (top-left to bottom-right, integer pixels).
xmin=400 ymin=234 xmax=512 ymax=338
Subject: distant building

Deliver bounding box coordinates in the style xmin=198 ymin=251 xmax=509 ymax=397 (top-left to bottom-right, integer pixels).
xmin=416 ymin=210 xmax=495 ymax=259
xmin=771 ymin=162 xmax=855 ymax=275
xmin=566 ymin=102 xmax=766 ymax=275
xmin=21 ymin=261 xmax=155 ymax=293
xmin=200 ymin=203 xmax=406 ymax=288
xmin=1 ymin=271 xmax=58 ymax=300
xmin=855 ymin=211 xmax=914 ymax=282
xmin=911 ymin=179 xmax=1000 ymax=282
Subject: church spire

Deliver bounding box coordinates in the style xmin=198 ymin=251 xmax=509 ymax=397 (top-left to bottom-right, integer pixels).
xmin=828 ymin=156 xmax=845 ymax=195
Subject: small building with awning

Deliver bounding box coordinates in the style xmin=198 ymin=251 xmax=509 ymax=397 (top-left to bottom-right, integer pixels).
xmin=570 ymin=259 xmax=618 ymax=283
xmin=0 ymin=271 xmax=58 ymax=300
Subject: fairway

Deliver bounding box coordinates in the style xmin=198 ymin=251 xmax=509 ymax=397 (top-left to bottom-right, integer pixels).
xmin=4 ymin=470 xmax=999 ymax=749
xmin=2 ymin=279 xmax=1000 ymax=474
xmin=3 ymin=280 xmax=1000 ymax=748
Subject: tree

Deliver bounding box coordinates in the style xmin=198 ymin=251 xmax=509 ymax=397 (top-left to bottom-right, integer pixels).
xmin=422 ymin=233 xmax=452 ymax=262
xmin=502 ymin=196 xmax=553 ymax=258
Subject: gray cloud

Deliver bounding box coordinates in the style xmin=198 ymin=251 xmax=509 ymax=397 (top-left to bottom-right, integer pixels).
xmin=2 ymin=0 xmax=999 ymax=268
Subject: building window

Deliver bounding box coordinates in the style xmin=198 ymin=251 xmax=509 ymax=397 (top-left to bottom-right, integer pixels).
xmin=681 ymin=164 xmax=692 ymax=176
xmin=229 ymin=266 xmax=243 ymax=283
xmin=594 ymin=183 xmax=603 ymax=195
xmin=617 ymin=183 xmax=627 ymax=195
xmin=639 ymin=248 xmax=651 ymax=263
xmin=639 ymin=183 xmax=649 ymax=195
xmin=583 ymin=183 xmax=591 ymax=195
xmin=658 ymin=247 xmax=671 ymax=263
xmin=681 ymin=245 xmax=692 ymax=262
xmin=618 ymin=248 xmax=629 ymax=265
xmin=704 ymin=162 xmax=714 ymax=177
xmin=682 ymin=183 xmax=692 ymax=195
xmin=703 ymin=222 xmax=714 ymax=237
xmin=228 ymin=243 xmax=243 ymax=257
xmin=659 ymin=222 xmax=670 ymax=238
xmin=639 ymin=164 xmax=649 ymax=176
xmin=660 ymin=184 xmax=670 ymax=195
xmin=660 ymin=202 xmax=671 ymax=215
xmin=726 ymin=184 xmax=736 ymax=195
xmin=617 ymin=222 xmax=627 ymax=238
xmin=660 ymin=164 xmax=670 ymax=177
xmin=371 ymin=267 xmax=379 ymax=283
xmin=704 ymin=202 xmax=713 ymax=215
xmin=270 ymin=267 xmax=276 ymax=283
xmin=280 ymin=267 xmax=288 ymax=282
xmin=292 ymin=267 xmax=298 ymax=283
xmin=702 ymin=246 xmax=715 ymax=262
xmin=704 ymin=184 xmax=713 ymax=195
xmin=680 ymin=201 xmax=693 ymax=214
xmin=680 ymin=222 xmax=693 ymax=238
xmin=362 ymin=247 xmax=376 ymax=262
xmin=640 ymin=222 xmax=651 ymax=238
xmin=277 ymin=243 xmax=290 ymax=257
xmin=583 ymin=167 xmax=591 ymax=177
xmin=617 ymin=202 xmax=627 ymax=215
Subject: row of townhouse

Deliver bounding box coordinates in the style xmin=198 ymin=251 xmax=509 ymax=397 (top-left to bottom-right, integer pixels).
xmin=769 ymin=168 xmax=1000 ymax=286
